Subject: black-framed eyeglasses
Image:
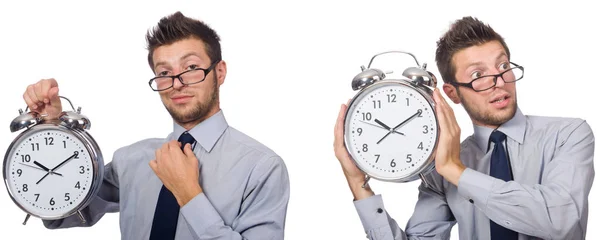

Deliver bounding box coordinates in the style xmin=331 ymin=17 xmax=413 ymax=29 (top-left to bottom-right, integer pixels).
xmin=148 ymin=61 xmax=219 ymax=91
xmin=451 ymin=62 xmax=524 ymax=92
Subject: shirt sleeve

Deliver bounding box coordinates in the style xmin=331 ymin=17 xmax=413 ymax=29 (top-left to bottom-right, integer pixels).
xmin=42 ymin=149 xmax=121 ymax=228
xmin=180 ymin=155 xmax=290 ymax=240
xmin=353 ymin=171 xmax=456 ymax=240
xmin=457 ymin=120 xmax=594 ymax=239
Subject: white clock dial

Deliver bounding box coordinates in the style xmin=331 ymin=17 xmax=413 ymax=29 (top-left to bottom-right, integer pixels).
xmin=5 ymin=129 xmax=94 ymax=218
xmin=345 ymin=82 xmax=438 ymax=181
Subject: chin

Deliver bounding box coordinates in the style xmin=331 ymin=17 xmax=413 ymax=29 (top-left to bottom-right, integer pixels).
xmin=169 ymin=110 xmax=197 ymax=124
xmin=494 ymin=104 xmax=518 ymax=123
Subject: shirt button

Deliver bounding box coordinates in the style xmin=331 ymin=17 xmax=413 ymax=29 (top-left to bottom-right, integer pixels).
xmin=505 ymin=220 xmax=511 ymax=225
xmin=377 ymin=208 xmax=383 ymax=213
xmin=469 ymin=199 xmax=474 ymax=203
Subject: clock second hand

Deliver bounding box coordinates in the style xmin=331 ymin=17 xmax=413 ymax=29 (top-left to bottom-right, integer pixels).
xmin=18 ymin=162 xmax=63 ymax=176
xmin=359 ymin=120 xmax=405 ymax=135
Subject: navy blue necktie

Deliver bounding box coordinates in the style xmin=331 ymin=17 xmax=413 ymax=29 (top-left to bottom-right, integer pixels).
xmin=488 ymin=131 xmax=518 ymax=240
xmin=149 ymin=132 xmax=196 ymax=240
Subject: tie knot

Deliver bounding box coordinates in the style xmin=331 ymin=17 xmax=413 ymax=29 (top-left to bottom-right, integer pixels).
xmin=489 ymin=130 xmax=506 ymax=144
xmin=178 ymin=132 xmax=196 ymax=147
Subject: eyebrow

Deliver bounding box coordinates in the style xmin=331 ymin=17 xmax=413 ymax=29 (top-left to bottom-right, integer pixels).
xmin=496 ymin=52 xmax=508 ymax=61
xmin=464 ymin=52 xmax=509 ymax=71
xmin=153 ymin=52 xmax=203 ymax=72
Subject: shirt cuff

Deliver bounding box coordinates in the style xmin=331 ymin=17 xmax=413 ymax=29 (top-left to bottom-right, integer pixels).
xmin=457 ymin=168 xmax=499 ymax=210
xmin=353 ymin=194 xmax=390 ymax=233
xmin=180 ymin=192 xmax=223 ymax=235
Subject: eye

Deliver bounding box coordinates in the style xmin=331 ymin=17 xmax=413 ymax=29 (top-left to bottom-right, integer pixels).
xmin=157 ymin=71 xmax=169 ymax=77
xmin=498 ymin=62 xmax=509 ymax=71
xmin=470 ymin=71 xmax=482 ymax=79
xmin=186 ymin=64 xmax=199 ymax=70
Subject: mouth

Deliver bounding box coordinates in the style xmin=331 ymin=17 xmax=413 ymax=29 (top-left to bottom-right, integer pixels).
xmin=489 ymin=94 xmax=510 ymax=108
xmin=170 ymin=95 xmax=193 ymax=104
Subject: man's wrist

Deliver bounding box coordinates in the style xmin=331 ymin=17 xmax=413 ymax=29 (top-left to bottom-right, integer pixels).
xmin=439 ymin=161 xmax=466 ymax=186
xmin=347 ymin=177 xmax=374 ymax=201
xmin=175 ymin=183 xmax=203 ymax=207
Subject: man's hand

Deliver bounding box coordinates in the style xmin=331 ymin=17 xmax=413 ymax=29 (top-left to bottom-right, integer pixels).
xmin=334 ymin=102 xmax=374 ymax=200
xmin=23 ymin=79 xmax=63 ymax=120
xmin=149 ymin=141 xmax=202 ymax=207
xmin=432 ymin=89 xmax=466 ymax=186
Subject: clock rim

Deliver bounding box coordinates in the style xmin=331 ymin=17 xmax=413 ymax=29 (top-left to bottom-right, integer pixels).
xmin=343 ymin=79 xmax=440 ymax=183
xmin=3 ymin=122 xmax=104 ymax=220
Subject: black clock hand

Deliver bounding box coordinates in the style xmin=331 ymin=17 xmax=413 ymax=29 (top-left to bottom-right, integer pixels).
xmin=33 ymin=161 xmax=50 ymax=171
xmin=33 ymin=161 xmax=63 ymax=176
xmin=35 ymin=157 xmax=73 ymax=184
xmin=374 ymin=119 xmax=405 ymax=135
xmin=376 ymin=131 xmax=393 ymax=144
xmin=376 ymin=109 xmax=422 ymax=144
xmin=390 ymin=109 xmax=422 ymax=131
xmin=36 ymin=172 xmax=50 ymax=185
xmin=51 ymin=152 xmax=77 ymax=172
xmin=374 ymin=119 xmax=392 ymax=130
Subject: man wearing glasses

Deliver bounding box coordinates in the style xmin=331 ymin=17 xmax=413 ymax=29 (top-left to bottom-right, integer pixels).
xmin=23 ymin=12 xmax=290 ymax=240
xmin=333 ymin=16 xmax=594 ymax=239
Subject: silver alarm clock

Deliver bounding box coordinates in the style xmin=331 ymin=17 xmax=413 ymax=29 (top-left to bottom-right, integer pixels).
xmin=3 ymin=96 xmax=103 ymax=225
xmin=344 ymin=51 xmax=440 ymax=188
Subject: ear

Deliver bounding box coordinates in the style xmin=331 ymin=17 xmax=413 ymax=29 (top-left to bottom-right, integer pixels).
xmin=442 ymin=83 xmax=461 ymax=104
xmin=215 ymin=60 xmax=227 ymax=86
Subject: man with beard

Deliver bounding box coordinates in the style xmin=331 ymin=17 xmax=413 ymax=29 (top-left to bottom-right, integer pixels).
xmin=24 ymin=12 xmax=290 ymax=240
xmin=333 ymin=16 xmax=594 ymax=239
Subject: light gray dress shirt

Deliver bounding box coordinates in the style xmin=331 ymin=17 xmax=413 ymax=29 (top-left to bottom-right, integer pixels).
xmin=354 ymin=108 xmax=595 ymax=240
xmin=43 ymin=110 xmax=290 ymax=240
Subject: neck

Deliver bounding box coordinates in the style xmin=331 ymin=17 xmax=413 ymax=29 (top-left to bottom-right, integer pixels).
xmin=177 ymin=106 xmax=221 ymax=131
xmin=472 ymin=119 xmax=500 ymax=130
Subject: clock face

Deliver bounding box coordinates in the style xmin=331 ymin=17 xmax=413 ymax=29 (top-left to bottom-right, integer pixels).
xmin=4 ymin=128 xmax=94 ymax=218
xmin=344 ymin=81 xmax=438 ymax=181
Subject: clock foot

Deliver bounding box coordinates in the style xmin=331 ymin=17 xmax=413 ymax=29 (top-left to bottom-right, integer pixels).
xmin=361 ymin=176 xmax=371 ymax=188
xmin=22 ymin=214 xmax=30 ymax=225
xmin=419 ymin=173 xmax=444 ymax=196
xmin=77 ymin=210 xmax=87 ymax=224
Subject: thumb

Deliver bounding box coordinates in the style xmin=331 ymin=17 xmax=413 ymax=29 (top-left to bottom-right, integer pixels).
xmin=432 ymin=88 xmax=441 ymax=103
xmin=46 ymin=86 xmax=62 ymax=119
xmin=49 ymin=87 xmax=59 ymax=101
xmin=183 ymin=143 xmax=195 ymax=158
xmin=47 ymin=79 xmax=61 ymax=107
xmin=149 ymin=160 xmax=158 ymax=173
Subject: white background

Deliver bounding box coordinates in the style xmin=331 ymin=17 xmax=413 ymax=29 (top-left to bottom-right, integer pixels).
xmin=0 ymin=1 xmax=598 ymax=239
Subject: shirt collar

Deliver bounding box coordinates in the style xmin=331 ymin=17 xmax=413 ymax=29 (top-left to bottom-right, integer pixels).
xmin=473 ymin=107 xmax=526 ymax=152
xmin=172 ymin=110 xmax=228 ymax=153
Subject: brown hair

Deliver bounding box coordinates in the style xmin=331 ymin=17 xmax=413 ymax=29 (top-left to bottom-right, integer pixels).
xmin=435 ymin=16 xmax=510 ymax=84
xmin=146 ymin=11 xmax=221 ymax=71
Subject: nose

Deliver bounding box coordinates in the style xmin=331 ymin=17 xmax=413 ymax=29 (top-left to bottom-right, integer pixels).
xmin=495 ymin=75 xmax=507 ymax=88
xmin=172 ymin=76 xmax=184 ymax=90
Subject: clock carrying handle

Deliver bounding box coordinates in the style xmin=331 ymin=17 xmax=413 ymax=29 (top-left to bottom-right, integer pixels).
xmin=23 ymin=96 xmax=78 ymax=114
xmin=366 ymin=51 xmax=423 ymax=69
